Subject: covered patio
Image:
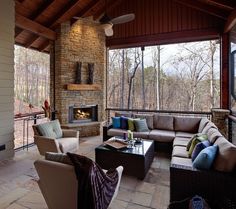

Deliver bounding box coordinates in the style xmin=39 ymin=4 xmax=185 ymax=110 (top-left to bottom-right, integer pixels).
xmin=0 ymin=0 xmax=236 ymax=208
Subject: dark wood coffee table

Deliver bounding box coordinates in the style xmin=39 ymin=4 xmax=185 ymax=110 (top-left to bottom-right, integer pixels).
xmin=95 ymin=139 xmax=154 ymax=179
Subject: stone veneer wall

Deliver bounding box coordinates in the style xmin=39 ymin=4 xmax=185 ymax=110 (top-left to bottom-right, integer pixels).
xmin=50 ymin=18 xmax=106 ymax=124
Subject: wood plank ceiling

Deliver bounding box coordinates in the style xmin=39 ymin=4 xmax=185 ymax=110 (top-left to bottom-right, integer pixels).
xmin=15 ymin=0 xmax=236 ymax=53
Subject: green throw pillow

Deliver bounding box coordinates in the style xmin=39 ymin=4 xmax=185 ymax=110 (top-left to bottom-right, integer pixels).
xmin=187 ymin=133 xmax=207 ymax=151
xmin=134 ymin=119 xmax=150 ymax=132
xmin=188 ymin=134 xmax=208 ymax=157
xmin=128 ymin=118 xmax=140 ymax=131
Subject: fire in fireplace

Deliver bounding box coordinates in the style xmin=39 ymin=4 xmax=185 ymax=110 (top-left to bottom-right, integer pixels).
xmin=68 ymin=105 xmax=98 ymax=123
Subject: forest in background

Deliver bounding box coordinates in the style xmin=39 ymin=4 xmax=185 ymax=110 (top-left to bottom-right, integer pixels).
xmin=108 ymin=40 xmax=220 ymax=112
xmin=14 ymin=46 xmax=50 ymax=114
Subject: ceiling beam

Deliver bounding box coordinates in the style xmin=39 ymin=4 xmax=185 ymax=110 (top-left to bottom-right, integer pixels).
xmin=38 ymin=40 xmax=50 ymax=52
xmin=224 ymin=8 xmax=236 ymax=33
xmin=15 ymin=13 xmax=56 ymax=40
xmin=199 ymin=0 xmax=236 ymax=11
xmin=173 ymin=0 xmax=228 ymax=20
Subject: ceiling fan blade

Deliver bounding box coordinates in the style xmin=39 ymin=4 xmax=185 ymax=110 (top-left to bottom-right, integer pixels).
xmin=111 ymin=13 xmax=135 ymax=25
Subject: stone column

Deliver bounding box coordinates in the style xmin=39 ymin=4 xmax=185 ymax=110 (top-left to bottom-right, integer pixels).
xmin=211 ymin=108 xmax=230 ymax=138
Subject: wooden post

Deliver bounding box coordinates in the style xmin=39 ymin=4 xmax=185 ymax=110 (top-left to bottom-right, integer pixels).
xmin=221 ymin=33 xmax=230 ymax=109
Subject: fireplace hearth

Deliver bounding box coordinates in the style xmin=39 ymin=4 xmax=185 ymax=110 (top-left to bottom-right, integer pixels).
xmin=68 ymin=105 xmax=98 ymax=123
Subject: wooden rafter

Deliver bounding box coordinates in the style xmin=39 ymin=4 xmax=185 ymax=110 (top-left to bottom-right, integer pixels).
xmin=38 ymin=40 xmax=50 ymax=52
xmin=224 ymin=8 xmax=236 ymax=33
xmin=173 ymin=0 xmax=228 ymax=20
xmin=199 ymin=0 xmax=236 ymax=10
xmin=15 ymin=13 xmax=56 ymax=40
xmin=15 ymin=0 xmax=55 ymax=39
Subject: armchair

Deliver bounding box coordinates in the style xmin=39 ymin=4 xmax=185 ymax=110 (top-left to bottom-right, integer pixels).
xmin=34 ymin=158 xmax=123 ymax=209
xmin=32 ymin=120 xmax=79 ymax=155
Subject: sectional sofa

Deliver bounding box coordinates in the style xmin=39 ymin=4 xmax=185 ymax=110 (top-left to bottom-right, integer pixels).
xmin=103 ymin=113 xmax=236 ymax=206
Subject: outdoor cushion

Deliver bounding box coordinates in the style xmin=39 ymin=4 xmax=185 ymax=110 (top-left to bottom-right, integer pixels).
xmin=149 ymin=129 xmax=175 ymax=142
xmin=175 ymin=132 xmax=195 ymax=138
xmin=206 ymin=127 xmax=222 ymax=144
xmin=213 ymin=137 xmax=236 ymax=172
xmin=107 ymin=128 xmax=127 ymax=137
xmin=201 ymin=122 xmax=218 ymax=134
xmin=188 ymin=134 xmax=208 ymax=157
xmin=45 ymin=152 xmax=72 ymax=165
xmin=134 ymin=119 xmax=149 ymax=132
xmin=192 ymin=145 xmax=218 ymax=170
xmin=128 ymin=118 xmax=140 ymax=131
xmin=153 ymin=114 xmax=174 ymax=131
xmin=133 ymin=131 xmax=150 ymax=139
xmin=174 ymin=116 xmax=201 ymax=133
xmin=186 ymin=133 xmax=208 ymax=151
xmin=171 ymin=156 xmax=193 ymax=168
xmin=133 ymin=114 xmax=153 ymax=129
xmin=57 ymin=137 xmax=79 ymax=153
xmin=191 ymin=140 xmax=211 ymax=161
xmin=198 ymin=118 xmax=210 ymax=133
xmin=173 ymin=137 xmax=191 ymax=147
xmin=172 ymin=146 xmax=189 ymax=158
xmin=112 ymin=117 xmax=121 ymax=128
xmin=120 ymin=116 xmax=128 ymax=130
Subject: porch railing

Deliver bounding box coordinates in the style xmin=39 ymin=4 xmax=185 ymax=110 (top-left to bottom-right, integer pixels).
xmin=228 ymin=115 xmax=236 ymax=145
xmin=105 ymin=108 xmax=212 ymax=124
xmin=14 ymin=111 xmax=48 ymax=151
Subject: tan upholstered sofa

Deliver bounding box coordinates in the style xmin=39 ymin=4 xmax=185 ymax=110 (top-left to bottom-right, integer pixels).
xmin=34 ymin=157 xmax=123 ymax=209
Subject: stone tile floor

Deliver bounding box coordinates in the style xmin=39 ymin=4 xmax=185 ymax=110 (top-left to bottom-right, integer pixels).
xmin=0 ymin=136 xmax=171 ymax=209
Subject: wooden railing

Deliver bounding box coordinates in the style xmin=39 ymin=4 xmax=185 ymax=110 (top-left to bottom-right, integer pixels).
xmin=228 ymin=114 xmax=236 ymax=144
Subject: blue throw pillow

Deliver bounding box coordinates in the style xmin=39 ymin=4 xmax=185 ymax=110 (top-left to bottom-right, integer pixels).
xmin=191 ymin=140 xmax=211 ymax=162
xmin=193 ymin=145 xmax=218 ymax=170
xmin=120 ymin=116 xmax=128 ymax=129
xmin=112 ymin=117 xmax=121 ymax=129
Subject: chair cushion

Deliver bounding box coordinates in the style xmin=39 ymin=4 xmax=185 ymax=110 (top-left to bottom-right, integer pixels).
xmin=198 ymin=118 xmax=210 ymax=133
xmin=213 ymin=137 xmax=236 ymax=172
xmin=173 ymin=137 xmax=191 ymax=147
xmin=149 ymin=129 xmax=175 ymax=142
xmin=192 ymin=145 xmax=218 ymax=170
xmin=172 ymin=146 xmax=189 ymax=158
xmin=112 ymin=117 xmax=121 ymax=129
xmin=171 ymin=156 xmax=193 ymax=167
xmin=107 ymin=128 xmax=127 ymax=137
xmin=120 ymin=116 xmax=128 ymax=130
xmin=133 ymin=114 xmax=154 ymax=129
xmin=191 ymin=140 xmax=211 ymax=162
xmin=57 ymin=137 xmax=79 ymax=153
xmin=174 ymin=117 xmax=201 ymax=133
xmin=134 ymin=119 xmax=149 ymax=132
xmin=36 ymin=119 xmax=63 ymax=139
xmin=45 ymin=152 xmax=72 ymax=165
xmin=153 ymin=114 xmax=174 ymax=131
xmin=175 ymin=132 xmax=195 ymax=138
xmin=133 ymin=131 xmax=150 ymax=139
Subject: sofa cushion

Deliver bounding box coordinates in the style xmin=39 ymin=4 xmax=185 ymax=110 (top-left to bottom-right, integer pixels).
xmin=201 ymin=121 xmax=218 ymax=134
xmin=57 ymin=137 xmax=79 ymax=153
xmin=191 ymin=140 xmax=211 ymax=161
xmin=120 ymin=116 xmax=128 ymax=130
xmin=171 ymin=156 xmax=193 ymax=167
xmin=149 ymin=129 xmax=175 ymax=142
xmin=206 ymin=127 xmax=222 ymax=144
xmin=198 ymin=118 xmax=210 ymax=133
xmin=213 ymin=137 xmax=236 ymax=172
xmin=127 ymin=118 xmax=140 ymax=131
xmin=112 ymin=117 xmax=121 ymax=128
xmin=133 ymin=131 xmax=150 ymax=139
xmin=188 ymin=134 xmax=208 ymax=157
xmin=192 ymin=145 xmax=218 ymax=170
xmin=107 ymin=128 xmax=127 ymax=137
xmin=172 ymin=146 xmax=189 ymax=158
xmin=174 ymin=116 xmax=201 ymax=133
xmin=133 ymin=114 xmax=153 ymax=129
xmin=186 ymin=134 xmax=208 ymax=151
xmin=153 ymin=114 xmax=174 ymax=131
xmin=134 ymin=119 xmax=149 ymax=132
xmin=45 ymin=152 xmax=72 ymax=165
xmin=175 ymin=132 xmax=195 ymax=138
xmin=173 ymin=137 xmax=191 ymax=147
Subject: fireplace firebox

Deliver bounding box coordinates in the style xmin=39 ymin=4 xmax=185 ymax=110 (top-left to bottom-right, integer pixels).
xmin=68 ymin=105 xmax=98 ymax=123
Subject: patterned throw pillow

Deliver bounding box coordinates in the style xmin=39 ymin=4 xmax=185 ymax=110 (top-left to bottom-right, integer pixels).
xmin=45 ymin=152 xmax=72 ymax=165
xmin=112 ymin=117 xmax=121 ymax=129
xmin=191 ymin=140 xmax=211 ymax=161
xmin=193 ymin=145 xmax=218 ymax=170
xmin=134 ymin=119 xmax=150 ymax=132
xmin=120 ymin=116 xmax=128 ymax=129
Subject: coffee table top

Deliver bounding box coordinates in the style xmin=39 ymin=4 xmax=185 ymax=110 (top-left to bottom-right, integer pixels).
xmin=96 ymin=139 xmax=154 ymax=156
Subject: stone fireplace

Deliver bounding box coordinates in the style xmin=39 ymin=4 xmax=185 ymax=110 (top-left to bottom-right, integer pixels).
xmin=50 ymin=17 xmax=106 ymax=136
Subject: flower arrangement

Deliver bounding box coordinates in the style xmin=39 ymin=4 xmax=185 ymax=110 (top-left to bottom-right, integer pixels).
xmin=42 ymin=100 xmax=51 ymax=118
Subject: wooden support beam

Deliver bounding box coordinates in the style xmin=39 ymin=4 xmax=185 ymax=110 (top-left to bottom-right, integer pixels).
xmin=38 ymin=40 xmax=50 ymax=52
xmin=15 ymin=13 xmax=56 ymax=40
xmin=224 ymin=8 xmax=236 ymax=33
xmin=199 ymin=0 xmax=236 ymax=10
xmin=173 ymin=0 xmax=228 ymax=20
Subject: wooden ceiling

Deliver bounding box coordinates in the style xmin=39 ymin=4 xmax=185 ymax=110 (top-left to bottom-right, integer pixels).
xmin=15 ymin=0 xmax=236 ymax=53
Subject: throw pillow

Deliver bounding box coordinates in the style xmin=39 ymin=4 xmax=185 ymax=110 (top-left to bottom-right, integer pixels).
xmin=188 ymin=134 xmax=208 ymax=157
xmin=128 ymin=118 xmax=139 ymax=131
xmin=134 ymin=119 xmax=150 ymax=132
xmin=51 ymin=119 xmax=63 ymax=138
xmin=120 ymin=116 xmax=128 ymax=129
xmin=45 ymin=152 xmax=72 ymax=165
xmin=112 ymin=117 xmax=121 ymax=129
xmin=36 ymin=122 xmax=57 ymax=139
xmin=191 ymin=140 xmax=211 ymax=161
xmin=186 ymin=133 xmax=208 ymax=151
xmin=193 ymin=145 xmax=218 ymax=170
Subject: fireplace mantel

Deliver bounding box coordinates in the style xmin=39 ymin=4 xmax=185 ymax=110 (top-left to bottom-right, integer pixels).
xmin=66 ymin=84 xmax=102 ymax=91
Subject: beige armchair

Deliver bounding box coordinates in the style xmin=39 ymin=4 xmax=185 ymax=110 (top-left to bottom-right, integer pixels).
xmin=34 ymin=158 xmax=123 ymax=209
xmin=32 ymin=120 xmax=79 ymax=155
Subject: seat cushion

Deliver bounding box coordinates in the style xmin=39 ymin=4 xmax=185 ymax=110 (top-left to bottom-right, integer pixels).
xmin=133 ymin=114 xmax=154 ymax=129
xmin=173 ymin=137 xmax=191 ymax=147
xmin=172 ymin=146 xmax=189 ymax=158
xmin=57 ymin=137 xmax=79 ymax=153
xmin=133 ymin=131 xmax=150 ymax=139
xmin=174 ymin=117 xmax=201 ymax=133
xmin=175 ymin=132 xmax=195 ymax=138
xmin=213 ymin=137 xmax=236 ymax=172
xmin=107 ymin=128 xmax=127 ymax=137
xmin=149 ymin=129 xmax=175 ymax=142
xmin=153 ymin=114 xmax=174 ymax=131
xmin=171 ymin=156 xmax=193 ymax=167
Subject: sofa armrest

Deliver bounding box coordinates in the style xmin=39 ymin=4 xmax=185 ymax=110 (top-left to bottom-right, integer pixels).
xmin=34 ymin=135 xmax=61 ymax=155
xmin=103 ymin=123 xmax=113 ymax=141
xmin=62 ymin=129 xmax=79 ymax=138
xmin=170 ymin=163 xmax=236 ymax=204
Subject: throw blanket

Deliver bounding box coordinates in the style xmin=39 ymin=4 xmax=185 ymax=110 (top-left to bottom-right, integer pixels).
xmin=67 ymin=153 xmax=118 ymax=209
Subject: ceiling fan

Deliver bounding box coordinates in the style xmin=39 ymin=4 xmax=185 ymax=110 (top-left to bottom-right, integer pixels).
xmin=99 ymin=0 xmax=135 ymax=36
